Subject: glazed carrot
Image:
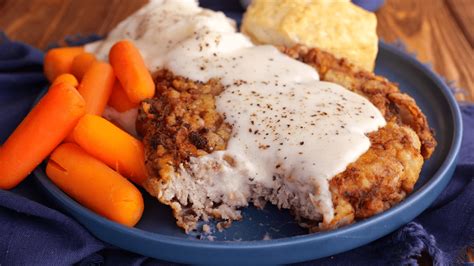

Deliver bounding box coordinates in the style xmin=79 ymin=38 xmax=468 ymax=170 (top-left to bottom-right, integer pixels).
xmin=52 ymin=73 xmax=79 ymax=88
xmin=71 ymin=52 xmax=96 ymax=81
xmin=0 ymin=83 xmax=86 ymax=189
xmin=109 ymin=40 xmax=154 ymax=103
xmin=108 ymin=81 xmax=139 ymax=112
xmin=72 ymin=114 xmax=147 ymax=184
xmin=44 ymin=47 xmax=84 ymax=82
xmin=46 ymin=143 xmax=144 ymax=227
xmin=77 ymin=61 xmax=115 ymax=115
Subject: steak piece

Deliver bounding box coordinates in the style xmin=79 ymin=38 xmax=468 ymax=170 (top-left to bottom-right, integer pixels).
xmin=137 ymin=46 xmax=434 ymax=233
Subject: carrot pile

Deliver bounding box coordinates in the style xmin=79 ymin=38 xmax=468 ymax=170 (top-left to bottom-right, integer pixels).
xmin=0 ymin=40 xmax=155 ymax=227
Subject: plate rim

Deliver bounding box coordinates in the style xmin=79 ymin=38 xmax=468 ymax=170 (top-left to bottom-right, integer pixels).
xmin=33 ymin=41 xmax=463 ymax=263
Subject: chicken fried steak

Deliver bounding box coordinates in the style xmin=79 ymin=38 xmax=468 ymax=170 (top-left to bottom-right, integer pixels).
xmin=137 ymin=46 xmax=435 ymax=233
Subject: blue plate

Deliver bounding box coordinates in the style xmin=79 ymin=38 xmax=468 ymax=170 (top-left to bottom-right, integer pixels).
xmin=33 ymin=42 xmax=463 ymax=264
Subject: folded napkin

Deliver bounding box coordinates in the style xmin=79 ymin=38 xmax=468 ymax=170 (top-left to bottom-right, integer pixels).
xmin=0 ymin=6 xmax=472 ymax=266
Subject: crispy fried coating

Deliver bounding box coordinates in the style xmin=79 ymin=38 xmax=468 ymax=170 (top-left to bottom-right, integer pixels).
xmin=320 ymin=122 xmax=423 ymax=231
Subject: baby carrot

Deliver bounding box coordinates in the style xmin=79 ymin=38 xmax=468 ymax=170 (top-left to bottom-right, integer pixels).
xmin=109 ymin=40 xmax=155 ymax=103
xmin=52 ymin=73 xmax=79 ymax=88
xmin=0 ymin=83 xmax=86 ymax=189
xmin=72 ymin=114 xmax=147 ymax=184
xmin=71 ymin=52 xmax=96 ymax=81
xmin=44 ymin=47 xmax=84 ymax=82
xmin=77 ymin=61 xmax=115 ymax=115
xmin=46 ymin=143 xmax=144 ymax=227
xmin=108 ymin=81 xmax=139 ymax=112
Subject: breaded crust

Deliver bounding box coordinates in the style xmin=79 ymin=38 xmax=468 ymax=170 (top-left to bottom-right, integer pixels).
xmin=138 ymin=45 xmax=435 ymax=233
xmin=321 ymin=122 xmax=423 ymax=231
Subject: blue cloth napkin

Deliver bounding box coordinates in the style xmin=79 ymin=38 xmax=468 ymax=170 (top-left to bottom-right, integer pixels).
xmin=1 ymin=2 xmax=473 ymax=265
